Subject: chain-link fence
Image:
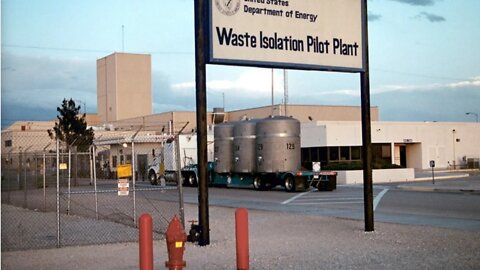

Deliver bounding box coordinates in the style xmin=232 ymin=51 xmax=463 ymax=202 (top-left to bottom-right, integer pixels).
xmin=2 ymin=130 xmax=185 ymax=251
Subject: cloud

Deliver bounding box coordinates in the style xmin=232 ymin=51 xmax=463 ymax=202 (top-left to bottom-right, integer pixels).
xmin=388 ymin=0 xmax=438 ymax=6
xmin=415 ymin=12 xmax=446 ymax=23
xmin=374 ymin=87 xmax=479 ymax=122
xmin=368 ymin=12 xmax=382 ymax=22
xmin=1 ymin=52 xmax=96 ymax=111
xmin=292 ymin=76 xmax=480 ymax=99
xmin=172 ymin=68 xmax=285 ymax=98
xmin=375 ymin=76 xmax=480 ymax=94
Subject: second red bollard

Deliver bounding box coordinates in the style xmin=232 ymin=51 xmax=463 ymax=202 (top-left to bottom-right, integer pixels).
xmin=236 ymin=208 xmax=249 ymax=270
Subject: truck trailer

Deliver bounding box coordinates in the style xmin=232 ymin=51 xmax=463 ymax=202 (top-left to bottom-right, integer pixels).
xmin=148 ymin=116 xmax=336 ymax=192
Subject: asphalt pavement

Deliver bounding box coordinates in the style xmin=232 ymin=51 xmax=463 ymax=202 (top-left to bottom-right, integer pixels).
xmin=2 ymin=169 xmax=479 ymax=269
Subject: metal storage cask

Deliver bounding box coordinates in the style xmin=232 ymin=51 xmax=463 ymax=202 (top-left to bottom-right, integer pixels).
xmin=233 ymin=120 xmax=258 ymax=173
xmin=213 ymin=122 xmax=234 ymax=173
xmin=256 ymin=116 xmax=301 ymax=173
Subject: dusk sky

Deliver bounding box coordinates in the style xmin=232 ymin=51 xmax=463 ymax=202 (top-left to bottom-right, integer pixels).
xmin=1 ymin=0 xmax=480 ymax=129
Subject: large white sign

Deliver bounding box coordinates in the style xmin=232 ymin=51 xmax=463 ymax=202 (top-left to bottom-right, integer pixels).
xmin=209 ymin=0 xmax=365 ymax=72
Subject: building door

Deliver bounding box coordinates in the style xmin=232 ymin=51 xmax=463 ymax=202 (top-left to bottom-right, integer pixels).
xmin=137 ymin=154 xmax=148 ymax=181
xmin=400 ymin=146 xmax=407 ymax=168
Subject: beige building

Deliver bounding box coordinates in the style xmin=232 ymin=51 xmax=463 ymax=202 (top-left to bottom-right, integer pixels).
xmin=104 ymin=104 xmax=378 ymax=135
xmin=227 ymin=104 xmax=379 ymax=123
xmin=96 ymin=53 xmax=152 ymax=123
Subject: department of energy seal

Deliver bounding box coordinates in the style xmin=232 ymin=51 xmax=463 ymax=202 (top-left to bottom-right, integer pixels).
xmin=215 ymin=0 xmax=241 ymax=16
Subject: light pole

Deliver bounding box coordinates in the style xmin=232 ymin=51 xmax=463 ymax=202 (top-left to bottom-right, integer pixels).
xmin=452 ymin=129 xmax=457 ymax=170
xmin=466 ymin=112 xmax=478 ymax=122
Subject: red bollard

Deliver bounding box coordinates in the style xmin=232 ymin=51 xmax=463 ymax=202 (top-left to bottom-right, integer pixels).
xmin=236 ymin=208 xmax=249 ymax=270
xmin=139 ymin=213 xmax=153 ymax=270
xmin=165 ymin=215 xmax=187 ymax=270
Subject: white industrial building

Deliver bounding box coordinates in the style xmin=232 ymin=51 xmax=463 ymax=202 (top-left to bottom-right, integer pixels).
xmin=301 ymin=121 xmax=480 ymax=170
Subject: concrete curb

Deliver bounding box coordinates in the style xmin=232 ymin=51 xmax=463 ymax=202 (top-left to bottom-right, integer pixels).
xmin=397 ymin=184 xmax=480 ymax=194
xmin=414 ymin=174 xmax=470 ymax=181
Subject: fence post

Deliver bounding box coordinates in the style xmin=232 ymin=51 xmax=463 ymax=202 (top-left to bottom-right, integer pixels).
xmin=175 ymin=135 xmax=185 ymax=228
xmin=89 ymin=146 xmax=93 ymax=186
xmin=18 ymin=149 xmax=22 ymax=191
xmin=56 ymin=139 xmax=61 ymax=248
xmin=93 ymin=146 xmax=99 ymax=220
xmin=132 ymin=140 xmax=137 ymax=227
xmin=43 ymin=151 xmax=47 ymax=211
xmin=67 ymin=148 xmax=71 ymax=215
xmin=22 ymin=146 xmax=32 ymax=209
xmin=23 ymin=151 xmax=27 ymax=208
xmin=7 ymin=159 xmax=11 ymax=203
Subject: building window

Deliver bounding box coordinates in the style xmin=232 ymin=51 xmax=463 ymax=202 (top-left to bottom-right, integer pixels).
xmin=381 ymin=145 xmax=391 ymax=158
xmin=311 ymin=148 xmax=319 ymax=162
xmin=319 ymin=147 xmax=328 ymax=163
xmin=301 ymin=148 xmax=310 ymax=162
xmin=351 ymin=146 xmax=361 ymax=160
xmin=340 ymin=147 xmax=350 ymax=160
xmin=112 ymin=156 xmax=118 ymax=168
xmin=329 ymin=147 xmax=339 ymax=161
xmin=5 ymin=140 xmax=12 ymax=147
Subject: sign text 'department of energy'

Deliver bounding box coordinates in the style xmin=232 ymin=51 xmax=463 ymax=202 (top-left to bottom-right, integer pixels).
xmin=209 ymin=0 xmax=365 ymax=72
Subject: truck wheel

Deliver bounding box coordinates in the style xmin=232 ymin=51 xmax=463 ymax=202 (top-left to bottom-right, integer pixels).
xmin=188 ymin=174 xmax=198 ymax=187
xmin=284 ymin=175 xmax=295 ymax=192
xmin=148 ymin=170 xmax=158 ymax=185
xmin=181 ymin=173 xmax=188 ymax=186
xmin=253 ymin=176 xmax=264 ymax=191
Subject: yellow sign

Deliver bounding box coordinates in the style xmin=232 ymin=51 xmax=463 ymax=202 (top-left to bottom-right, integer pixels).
xmin=59 ymin=163 xmax=68 ymax=170
xmin=175 ymin=241 xmax=183 ymax=248
xmin=117 ymin=164 xmax=132 ymax=178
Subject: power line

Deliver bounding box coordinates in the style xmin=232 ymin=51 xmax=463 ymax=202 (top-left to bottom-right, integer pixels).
xmin=2 ymin=44 xmax=193 ymax=55
xmin=2 ymin=44 xmax=472 ymax=81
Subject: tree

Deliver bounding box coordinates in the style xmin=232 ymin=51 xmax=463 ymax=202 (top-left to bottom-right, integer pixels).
xmin=48 ymin=98 xmax=94 ymax=152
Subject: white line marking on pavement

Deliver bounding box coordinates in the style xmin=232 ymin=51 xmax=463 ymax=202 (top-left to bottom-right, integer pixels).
xmin=295 ymin=197 xmax=363 ymax=202
xmin=373 ymin=188 xmax=389 ymax=211
xmin=281 ymin=189 xmax=314 ymax=205
xmin=290 ymin=201 xmax=362 ymax=206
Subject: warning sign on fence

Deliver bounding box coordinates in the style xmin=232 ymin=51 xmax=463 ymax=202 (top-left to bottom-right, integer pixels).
xmin=117 ymin=164 xmax=132 ymax=178
xmin=118 ymin=179 xmax=129 ymax=196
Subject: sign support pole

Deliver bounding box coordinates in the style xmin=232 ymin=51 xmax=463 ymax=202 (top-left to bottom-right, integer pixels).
xmin=195 ymin=0 xmax=210 ymax=246
xmin=361 ymin=0 xmax=374 ymax=232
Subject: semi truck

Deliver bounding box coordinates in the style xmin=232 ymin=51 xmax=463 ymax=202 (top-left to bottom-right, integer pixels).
xmin=147 ymin=116 xmax=336 ymax=192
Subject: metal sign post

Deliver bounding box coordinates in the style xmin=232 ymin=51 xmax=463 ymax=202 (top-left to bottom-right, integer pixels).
xmin=430 ymin=160 xmax=435 ymax=184
xmin=195 ymin=0 xmax=210 ymax=246
xmin=360 ymin=0 xmax=374 ymax=232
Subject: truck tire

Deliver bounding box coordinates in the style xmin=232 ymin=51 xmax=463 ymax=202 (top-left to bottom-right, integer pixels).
xmin=253 ymin=176 xmax=265 ymax=191
xmin=148 ymin=170 xmax=158 ymax=185
xmin=284 ymin=175 xmax=295 ymax=192
xmin=188 ymin=173 xmax=198 ymax=187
